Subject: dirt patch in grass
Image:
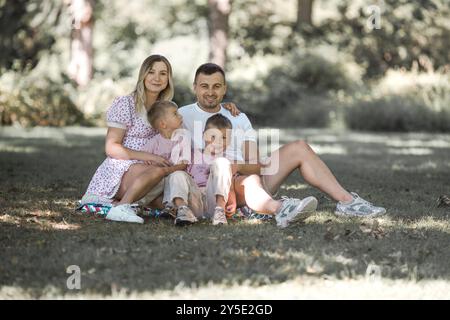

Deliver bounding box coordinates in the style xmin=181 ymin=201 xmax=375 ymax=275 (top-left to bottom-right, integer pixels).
xmin=1 ymin=127 xmax=449 ymax=298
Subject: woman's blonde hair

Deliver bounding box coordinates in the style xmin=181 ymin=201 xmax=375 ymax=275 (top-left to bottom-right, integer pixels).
xmin=132 ymin=55 xmax=174 ymax=114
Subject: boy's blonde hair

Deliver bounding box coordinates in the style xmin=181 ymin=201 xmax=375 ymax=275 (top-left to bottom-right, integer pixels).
xmin=147 ymin=100 xmax=178 ymax=129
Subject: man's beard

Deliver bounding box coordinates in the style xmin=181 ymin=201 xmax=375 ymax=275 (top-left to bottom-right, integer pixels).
xmin=203 ymin=103 xmax=218 ymax=109
xmin=200 ymin=97 xmax=220 ymax=110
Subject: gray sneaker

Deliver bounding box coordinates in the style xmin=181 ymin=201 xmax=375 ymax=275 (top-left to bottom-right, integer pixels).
xmin=275 ymin=196 xmax=318 ymax=229
xmin=174 ymin=205 xmax=198 ymax=226
xmin=212 ymin=207 xmax=227 ymax=225
xmin=335 ymin=192 xmax=386 ymax=218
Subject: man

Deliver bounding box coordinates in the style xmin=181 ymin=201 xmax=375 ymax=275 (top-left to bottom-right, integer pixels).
xmin=179 ymin=63 xmax=386 ymax=218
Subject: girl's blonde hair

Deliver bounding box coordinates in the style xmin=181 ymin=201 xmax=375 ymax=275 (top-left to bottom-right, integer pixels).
xmin=132 ymin=55 xmax=174 ymax=114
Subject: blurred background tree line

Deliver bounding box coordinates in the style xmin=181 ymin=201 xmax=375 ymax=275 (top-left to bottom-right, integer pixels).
xmin=0 ymin=0 xmax=449 ymax=130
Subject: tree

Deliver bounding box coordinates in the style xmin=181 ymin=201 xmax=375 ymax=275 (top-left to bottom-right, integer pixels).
xmin=0 ymin=0 xmax=62 ymax=72
xmin=317 ymin=0 xmax=450 ymax=78
xmin=67 ymin=0 xmax=94 ymax=87
xmin=207 ymin=0 xmax=231 ymax=69
xmin=296 ymin=0 xmax=314 ymax=28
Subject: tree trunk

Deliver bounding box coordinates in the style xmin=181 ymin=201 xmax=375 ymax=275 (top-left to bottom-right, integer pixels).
xmin=296 ymin=0 xmax=314 ymax=28
xmin=207 ymin=0 xmax=231 ymax=70
xmin=68 ymin=0 xmax=94 ymax=87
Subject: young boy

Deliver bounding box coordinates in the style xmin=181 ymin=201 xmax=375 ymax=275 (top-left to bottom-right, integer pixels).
xmin=187 ymin=114 xmax=238 ymax=225
xmin=144 ymin=101 xmax=234 ymax=226
xmin=181 ymin=113 xmax=319 ymax=229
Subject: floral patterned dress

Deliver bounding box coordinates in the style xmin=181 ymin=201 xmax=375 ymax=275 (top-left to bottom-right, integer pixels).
xmin=81 ymin=95 xmax=158 ymax=204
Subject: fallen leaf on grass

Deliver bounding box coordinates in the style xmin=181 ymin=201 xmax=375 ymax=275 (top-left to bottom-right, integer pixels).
xmin=27 ymin=217 xmax=40 ymax=224
xmin=344 ymin=229 xmax=356 ymax=237
xmin=306 ymin=263 xmax=324 ymax=274
xmin=437 ymin=195 xmax=450 ymax=208
xmin=360 ymin=221 xmax=386 ymax=239
xmin=250 ymin=249 xmax=261 ymax=257
xmin=324 ymin=227 xmax=338 ymax=241
xmin=359 ymin=223 xmax=372 ymax=233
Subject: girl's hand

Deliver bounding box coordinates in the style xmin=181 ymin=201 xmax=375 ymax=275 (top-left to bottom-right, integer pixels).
xmin=143 ymin=154 xmax=171 ymax=167
xmin=222 ymin=102 xmax=241 ymax=117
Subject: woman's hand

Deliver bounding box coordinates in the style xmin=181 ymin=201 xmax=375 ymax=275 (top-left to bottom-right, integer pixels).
xmin=172 ymin=163 xmax=188 ymax=171
xmin=143 ymin=154 xmax=172 ymax=167
xmin=163 ymin=163 xmax=188 ymax=176
xmin=222 ymin=102 xmax=241 ymax=117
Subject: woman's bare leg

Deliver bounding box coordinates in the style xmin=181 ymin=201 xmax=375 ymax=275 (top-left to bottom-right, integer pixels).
xmin=263 ymin=140 xmax=353 ymax=202
xmin=116 ymin=164 xmax=165 ymax=205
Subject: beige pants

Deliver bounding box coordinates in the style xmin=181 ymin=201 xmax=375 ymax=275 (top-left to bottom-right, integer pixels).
xmin=163 ymin=157 xmax=232 ymax=218
xmin=136 ymin=178 xmax=165 ymax=206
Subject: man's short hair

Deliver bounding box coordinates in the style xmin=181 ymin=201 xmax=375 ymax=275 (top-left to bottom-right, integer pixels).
xmin=205 ymin=114 xmax=232 ymax=131
xmin=194 ymin=63 xmax=226 ymax=84
xmin=147 ymin=100 xmax=178 ymax=128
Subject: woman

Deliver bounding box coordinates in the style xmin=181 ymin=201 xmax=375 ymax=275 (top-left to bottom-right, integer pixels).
xmin=81 ymin=54 xmax=237 ymax=224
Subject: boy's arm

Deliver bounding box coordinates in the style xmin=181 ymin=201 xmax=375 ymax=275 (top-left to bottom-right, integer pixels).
xmin=171 ymin=130 xmax=192 ymax=165
xmin=141 ymin=138 xmax=172 ymax=167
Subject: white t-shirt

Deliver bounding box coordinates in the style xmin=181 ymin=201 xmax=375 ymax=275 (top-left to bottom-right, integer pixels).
xmin=179 ymin=103 xmax=257 ymax=161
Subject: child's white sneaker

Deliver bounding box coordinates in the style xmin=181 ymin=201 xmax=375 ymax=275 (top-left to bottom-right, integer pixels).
xmin=275 ymin=196 xmax=318 ymax=228
xmin=106 ymin=204 xmax=144 ymax=224
xmin=212 ymin=207 xmax=227 ymax=225
xmin=335 ymin=192 xmax=386 ymax=217
xmin=174 ymin=206 xmax=198 ymax=226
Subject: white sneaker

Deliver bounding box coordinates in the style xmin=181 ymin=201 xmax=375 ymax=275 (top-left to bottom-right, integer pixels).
xmin=335 ymin=192 xmax=386 ymax=218
xmin=212 ymin=207 xmax=227 ymax=225
xmin=174 ymin=206 xmax=198 ymax=226
xmin=275 ymin=196 xmax=318 ymax=228
xmin=106 ymin=204 xmax=144 ymax=224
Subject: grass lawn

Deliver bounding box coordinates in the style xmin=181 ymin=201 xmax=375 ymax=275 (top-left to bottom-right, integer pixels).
xmin=1 ymin=126 xmax=449 ymax=299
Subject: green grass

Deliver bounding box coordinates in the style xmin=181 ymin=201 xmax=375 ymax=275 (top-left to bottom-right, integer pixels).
xmin=1 ymin=126 xmax=450 ymax=299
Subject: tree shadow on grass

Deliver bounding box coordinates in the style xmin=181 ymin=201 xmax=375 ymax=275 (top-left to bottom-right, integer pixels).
xmin=1 ymin=128 xmax=450 ymax=297
xmin=1 ymin=212 xmax=450 ymax=298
